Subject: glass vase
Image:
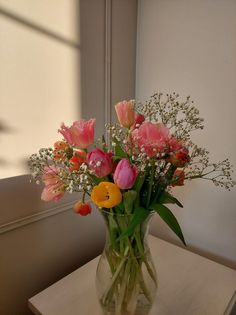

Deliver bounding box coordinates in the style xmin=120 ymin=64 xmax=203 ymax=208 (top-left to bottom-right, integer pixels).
xmin=96 ymin=210 xmax=157 ymax=315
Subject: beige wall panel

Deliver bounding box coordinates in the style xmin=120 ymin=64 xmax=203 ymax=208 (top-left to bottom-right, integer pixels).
xmin=111 ymin=0 xmax=137 ymax=122
xmin=79 ymin=0 xmax=105 ymax=136
xmin=0 ymin=209 xmax=105 ymax=315
xmin=0 ymin=175 xmax=80 ymax=225
xmin=0 ymin=0 xmax=79 ymax=43
xmin=136 ymin=0 xmax=236 ymax=267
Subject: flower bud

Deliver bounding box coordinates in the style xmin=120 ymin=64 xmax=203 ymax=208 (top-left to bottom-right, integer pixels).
xmin=131 ymin=112 xmax=145 ymax=129
xmin=115 ymin=100 xmax=135 ymax=128
xmin=73 ymin=201 xmax=92 ymax=216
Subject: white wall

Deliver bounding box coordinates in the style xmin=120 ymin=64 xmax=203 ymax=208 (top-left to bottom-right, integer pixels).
xmin=136 ymin=0 xmax=236 ymax=267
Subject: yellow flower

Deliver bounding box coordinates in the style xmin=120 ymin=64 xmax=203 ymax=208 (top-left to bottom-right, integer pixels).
xmin=91 ymin=182 xmax=122 ymax=208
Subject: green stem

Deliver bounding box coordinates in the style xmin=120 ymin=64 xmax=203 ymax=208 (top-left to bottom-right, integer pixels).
xmin=137 ymin=264 xmax=152 ymax=303
xmin=102 ymin=246 xmax=129 ymax=305
xmin=186 ymin=170 xmax=214 ymax=180
xmin=105 ymin=247 xmax=115 ymax=274
xmin=134 ymin=231 xmax=157 ymax=286
xmin=146 ymin=161 xmax=155 ymax=208
xmin=116 ymin=259 xmax=131 ymax=314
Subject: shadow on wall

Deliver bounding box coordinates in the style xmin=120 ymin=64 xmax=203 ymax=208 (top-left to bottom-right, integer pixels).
xmin=79 ymin=0 xmax=106 ymax=137
xmin=0 ymin=119 xmax=16 ymax=167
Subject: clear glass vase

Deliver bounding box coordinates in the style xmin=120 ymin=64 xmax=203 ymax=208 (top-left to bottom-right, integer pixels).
xmin=96 ymin=210 xmax=157 ymax=315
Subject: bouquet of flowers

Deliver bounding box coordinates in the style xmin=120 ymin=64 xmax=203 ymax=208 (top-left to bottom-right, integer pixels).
xmin=29 ymin=93 xmax=235 ymax=315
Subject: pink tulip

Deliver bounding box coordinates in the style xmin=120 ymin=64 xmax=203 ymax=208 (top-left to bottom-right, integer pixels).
xmin=132 ymin=122 xmax=170 ymax=157
xmin=131 ymin=112 xmax=145 ymax=129
xmin=42 ymin=166 xmax=61 ymax=186
xmin=41 ymin=166 xmax=65 ymax=201
xmin=114 ymin=159 xmax=138 ymax=189
xmin=41 ymin=182 xmax=64 ymax=201
xmin=58 ymin=119 xmax=95 ymax=149
xmin=87 ymin=148 xmax=113 ymax=178
xmin=115 ymin=100 xmax=135 ymax=128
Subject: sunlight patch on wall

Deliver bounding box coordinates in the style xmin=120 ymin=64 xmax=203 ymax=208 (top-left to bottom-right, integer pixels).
xmin=0 ymin=0 xmax=81 ymax=179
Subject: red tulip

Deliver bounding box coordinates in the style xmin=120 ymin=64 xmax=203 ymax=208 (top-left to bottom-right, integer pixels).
xmin=69 ymin=150 xmax=86 ymax=171
xmin=131 ymin=113 xmax=145 ymax=129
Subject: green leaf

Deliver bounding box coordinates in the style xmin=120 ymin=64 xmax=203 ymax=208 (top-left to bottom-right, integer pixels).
xmin=158 ymin=191 xmax=183 ymax=208
xmin=112 ymin=155 xmax=122 ymax=162
xmin=114 ymin=202 xmax=124 ymax=214
xmin=123 ymin=191 xmax=137 ymax=214
xmin=133 ymin=174 xmax=145 ymax=193
xmin=119 ymin=206 xmax=150 ymax=240
xmin=101 ymin=135 xmax=107 ymax=152
xmin=150 ymin=203 xmax=186 ymax=246
xmin=133 ymin=174 xmax=145 ymax=207
xmin=113 ymin=137 xmax=128 ymax=158
xmin=89 ymin=174 xmax=104 ymax=185
xmin=108 ymin=214 xmax=120 ymax=251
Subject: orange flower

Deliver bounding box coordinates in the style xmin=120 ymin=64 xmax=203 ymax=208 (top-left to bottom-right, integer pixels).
xmin=53 ymin=141 xmax=70 ymax=161
xmin=91 ymin=182 xmax=122 ymax=208
xmin=69 ymin=149 xmax=87 ymax=171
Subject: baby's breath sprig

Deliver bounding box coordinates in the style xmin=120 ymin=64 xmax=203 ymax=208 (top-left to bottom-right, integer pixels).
xmin=106 ymin=123 xmax=125 ymax=140
xmin=28 ymin=148 xmax=54 ymax=183
xmin=184 ymin=143 xmax=235 ymax=190
xmin=59 ymin=162 xmax=94 ymax=194
xmin=136 ymin=92 xmax=204 ymax=141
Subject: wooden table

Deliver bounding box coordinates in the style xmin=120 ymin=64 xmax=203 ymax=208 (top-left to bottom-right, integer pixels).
xmin=29 ymin=236 xmax=236 ymax=315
